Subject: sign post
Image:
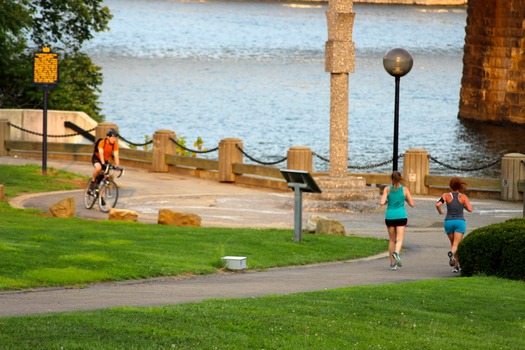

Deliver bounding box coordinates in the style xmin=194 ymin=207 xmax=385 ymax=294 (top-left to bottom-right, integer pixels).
xmin=33 ymin=47 xmax=59 ymax=174
xmin=280 ymin=170 xmax=322 ymax=242
xmin=518 ymin=160 xmax=525 ymax=218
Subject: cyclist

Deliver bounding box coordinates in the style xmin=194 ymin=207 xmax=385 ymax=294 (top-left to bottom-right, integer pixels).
xmin=89 ymin=129 xmax=122 ymax=192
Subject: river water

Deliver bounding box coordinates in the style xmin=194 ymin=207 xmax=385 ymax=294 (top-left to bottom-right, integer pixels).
xmin=84 ymin=0 xmax=524 ymax=177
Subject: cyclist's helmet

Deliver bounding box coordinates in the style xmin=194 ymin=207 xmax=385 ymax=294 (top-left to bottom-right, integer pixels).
xmin=106 ymin=129 xmax=118 ymax=137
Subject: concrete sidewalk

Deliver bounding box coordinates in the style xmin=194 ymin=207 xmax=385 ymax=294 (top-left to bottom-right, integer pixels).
xmin=1 ymin=156 xmax=523 ymax=317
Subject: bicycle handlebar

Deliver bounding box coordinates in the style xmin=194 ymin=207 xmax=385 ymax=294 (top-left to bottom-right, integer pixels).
xmin=103 ymin=164 xmax=124 ymax=178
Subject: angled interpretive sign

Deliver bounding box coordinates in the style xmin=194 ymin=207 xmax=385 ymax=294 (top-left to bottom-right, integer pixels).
xmin=280 ymin=169 xmax=322 ymax=242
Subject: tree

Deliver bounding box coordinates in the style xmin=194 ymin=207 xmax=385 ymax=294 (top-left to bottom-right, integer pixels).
xmin=0 ymin=0 xmax=112 ymax=121
xmin=0 ymin=0 xmax=32 ymax=107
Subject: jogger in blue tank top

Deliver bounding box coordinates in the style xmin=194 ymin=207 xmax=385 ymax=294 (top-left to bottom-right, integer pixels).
xmin=436 ymin=177 xmax=473 ymax=273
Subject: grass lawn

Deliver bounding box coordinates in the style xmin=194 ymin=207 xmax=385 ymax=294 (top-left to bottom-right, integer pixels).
xmin=0 ymin=200 xmax=387 ymax=290
xmin=0 ymin=164 xmax=87 ymax=198
xmin=0 ymin=277 xmax=523 ymax=349
xmin=0 ymin=164 xmax=387 ymax=290
xmin=1 ymin=163 xmax=523 ymax=349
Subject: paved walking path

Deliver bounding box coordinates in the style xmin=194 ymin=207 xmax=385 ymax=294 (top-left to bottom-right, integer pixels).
xmin=1 ymin=156 xmax=522 ymax=317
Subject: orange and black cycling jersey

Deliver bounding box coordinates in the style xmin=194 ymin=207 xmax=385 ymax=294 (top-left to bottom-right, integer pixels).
xmin=95 ymin=139 xmax=118 ymax=162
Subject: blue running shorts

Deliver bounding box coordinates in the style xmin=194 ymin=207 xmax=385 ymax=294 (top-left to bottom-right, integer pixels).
xmin=444 ymin=219 xmax=466 ymax=234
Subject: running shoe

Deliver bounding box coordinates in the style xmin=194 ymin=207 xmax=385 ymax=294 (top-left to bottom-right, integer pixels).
xmin=390 ymin=264 xmax=397 ymax=271
xmin=392 ymin=252 xmax=402 ymax=267
xmin=452 ymin=266 xmax=460 ymax=273
xmin=448 ymin=251 xmax=455 ymax=267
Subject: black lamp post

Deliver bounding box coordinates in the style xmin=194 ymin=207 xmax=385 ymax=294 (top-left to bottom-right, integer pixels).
xmin=383 ymin=48 xmax=413 ymax=172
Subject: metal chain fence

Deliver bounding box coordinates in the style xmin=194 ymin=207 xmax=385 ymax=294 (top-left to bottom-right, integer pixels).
xmin=313 ymin=152 xmax=400 ymax=170
xmin=428 ymin=154 xmax=501 ymax=172
xmin=117 ymin=134 xmax=153 ymax=148
xmin=235 ymin=144 xmax=287 ymax=166
xmin=4 ymin=123 xmax=506 ymax=173
xmin=169 ymin=137 xmax=218 ymax=154
xmin=10 ymin=122 xmax=153 ymax=147
xmin=8 ymin=122 xmax=96 ymax=138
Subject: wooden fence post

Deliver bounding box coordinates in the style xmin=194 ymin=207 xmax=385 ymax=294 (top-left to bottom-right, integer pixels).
xmin=501 ymin=153 xmax=525 ymax=201
xmin=95 ymin=122 xmax=118 ymax=141
xmin=287 ymin=146 xmax=313 ymax=172
xmin=219 ymin=138 xmax=243 ymax=182
xmin=403 ymin=148 xmax=429 ymax=195
xmin=0 ymin=119 xmax=9 ymax=156
xmin=152 ymin=130 xmax=176 ymax=172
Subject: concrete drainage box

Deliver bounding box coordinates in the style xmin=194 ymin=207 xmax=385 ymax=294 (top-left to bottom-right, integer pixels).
xmin=221 ymin=256 xmax=247 ymax=270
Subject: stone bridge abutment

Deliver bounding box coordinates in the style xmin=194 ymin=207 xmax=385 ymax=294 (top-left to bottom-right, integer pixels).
xmin=460 ymin=0 xmax=525 ymax=125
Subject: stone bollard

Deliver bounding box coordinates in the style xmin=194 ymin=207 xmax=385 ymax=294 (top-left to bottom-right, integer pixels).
xmin=501 ymin=153 xmax=525 ymax=201
xmin=403 ymin=148 xmax=429 ymax=195
xmin=95 ymin=122 xmax=119 ymax=141
xmin=152 ymin=130 xmax=176 ymax=172
xmin=0 ymin=119 xmax=9 ymax=156
xmin=287 ymin=146 xmax=313 ymax=172
xmin=218 ymin=138 xmax=243 ymax=183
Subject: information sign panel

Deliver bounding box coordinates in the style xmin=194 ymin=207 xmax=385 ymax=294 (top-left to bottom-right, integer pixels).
xmin=33 ymin=47 xmax=59 ymax=174
xmin=280 ymin=169 xmax=322 ymax=242
xmin=33 ymin=47 xmax=59 ymax=86
xmin=280 ymin=170 xmax=322 ymax=193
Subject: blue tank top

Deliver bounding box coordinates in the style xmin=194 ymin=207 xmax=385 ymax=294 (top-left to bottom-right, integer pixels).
xmin=446 ymin=192 xmax=465 ymax=220
xmin=385 ymin=185 xmax=407 ymax=220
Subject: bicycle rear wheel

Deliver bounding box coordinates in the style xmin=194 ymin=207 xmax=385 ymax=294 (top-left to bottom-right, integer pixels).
xmin=98 ymin=180 xmax=119 ymax=213
xmin=83 ymin=180 xmax=97 ymax=209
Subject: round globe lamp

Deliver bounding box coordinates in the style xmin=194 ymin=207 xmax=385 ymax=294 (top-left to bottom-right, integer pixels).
xmin=383 ymin=48 xmax=413 ymax=172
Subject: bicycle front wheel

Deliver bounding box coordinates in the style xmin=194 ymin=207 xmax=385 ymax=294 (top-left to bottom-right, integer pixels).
xmin=98 ymin=180 xmax=119 ymax=213
xmin=83 ymin=179 xmax=97 ymax=209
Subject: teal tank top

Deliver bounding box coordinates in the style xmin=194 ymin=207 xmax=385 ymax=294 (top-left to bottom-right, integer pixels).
xmin=386 ymin=185 xmax=407 ymax=220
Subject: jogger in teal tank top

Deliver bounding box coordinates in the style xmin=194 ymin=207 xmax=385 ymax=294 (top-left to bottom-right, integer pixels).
xmin=380 ymin=171 xmax=415 ymax=270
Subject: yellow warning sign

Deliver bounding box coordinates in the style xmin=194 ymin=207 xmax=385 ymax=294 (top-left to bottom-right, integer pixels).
xmin=33 ymin=47 xmax=59 ymax=86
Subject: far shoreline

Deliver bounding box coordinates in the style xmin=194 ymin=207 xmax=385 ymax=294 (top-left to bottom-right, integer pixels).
xmin=283 ymin=0 xmax=467 ymax=6
xmin=354 ymin=0 xmax=466 ymax=5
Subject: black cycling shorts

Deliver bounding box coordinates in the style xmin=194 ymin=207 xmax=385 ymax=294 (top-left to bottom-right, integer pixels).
xmin=385 ymin=218 xmax=408 ymax=227
xmin=91 ymin=154 xmax=103 ymax=165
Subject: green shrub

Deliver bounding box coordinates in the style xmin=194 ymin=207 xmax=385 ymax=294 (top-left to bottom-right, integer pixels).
xmin=458 ymin=218 xmax=525 ymax=281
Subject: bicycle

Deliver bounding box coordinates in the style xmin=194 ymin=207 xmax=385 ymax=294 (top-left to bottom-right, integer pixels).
xmin=83 ymin=164 xmax=124 ymax=213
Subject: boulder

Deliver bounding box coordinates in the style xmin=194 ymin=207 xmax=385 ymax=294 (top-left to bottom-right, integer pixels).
xmin=316 ymin=219 xmax=346 ymax=236
xmin=49 ymin=197 xmax=76 ymax=218
xmin=306 ymin=214 xmax=330 ymax=233
xmin=158 ymin=209 xmax=201 ymax=227
xmin=109 ymin=208 xmax=138 ymax=222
